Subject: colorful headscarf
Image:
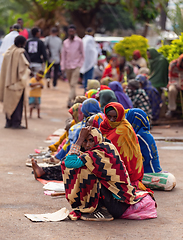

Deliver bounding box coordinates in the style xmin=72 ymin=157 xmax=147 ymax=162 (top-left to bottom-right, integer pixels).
xmin=85 ymin=89 xmax=99 ymax=99
xmin=100 ymin=102 xmax=144 ymax=185
xmin=109 ymin=81 xmax=133 ymax=109
xmin=68 ymin=103 xmax=84 ymax=123
xmin=81 ymin=98 xmax=102 ymax=118
xmin=99 ymin=89 xmax=118 ymax=112
xmin=91 ymin=113 xmax=105 ymax=128
xmin=87 ymin=79 xmax=100 ymax=90
xmin=100 ymin=85 xmax=111 ymax=90
xmin=126 ymin=108 xmax=162 ymax=173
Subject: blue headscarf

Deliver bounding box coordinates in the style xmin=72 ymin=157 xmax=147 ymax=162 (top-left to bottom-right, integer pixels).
xmin=109 ymin=81 xmax=133 ymax=109
xmin=126 ymin=108 xmax=162 ymax=173
xmin=81 ymin=98 xmax=102 ymax=117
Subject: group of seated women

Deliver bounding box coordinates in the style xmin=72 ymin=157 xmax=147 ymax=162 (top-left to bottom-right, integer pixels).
xmin=31 ymin=80 xmax=176 ymax=222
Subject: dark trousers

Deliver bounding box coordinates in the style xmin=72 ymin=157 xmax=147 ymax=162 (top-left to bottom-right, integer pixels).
xmin=100 ymin=185 xmax=130 ymax=219
xmin=6 ymin=92 xmax=24 ymax=128
xmin=46 ymin=63 xmax=60 ymax=87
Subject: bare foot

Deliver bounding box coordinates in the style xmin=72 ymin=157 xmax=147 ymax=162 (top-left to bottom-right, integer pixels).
xmin=31 ymin=158 xmax=45 ymax=179
xmin=38 ymin=116 xmax=42 ymax=119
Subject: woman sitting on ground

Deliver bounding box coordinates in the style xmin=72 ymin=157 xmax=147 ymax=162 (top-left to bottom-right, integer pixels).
xmin=100 ymin=102 xmax=146 ymax=190
xmin=125 ymin=108 xmax=176 ymax=191
xmin=62 ymin=127 xmax=157 ymax=221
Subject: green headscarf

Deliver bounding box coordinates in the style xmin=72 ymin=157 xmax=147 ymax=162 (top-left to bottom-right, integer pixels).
xmin=147 ymin=48 xmax=169 ymax=88
xmin=99 ymin=90 xmax=118 ymax=112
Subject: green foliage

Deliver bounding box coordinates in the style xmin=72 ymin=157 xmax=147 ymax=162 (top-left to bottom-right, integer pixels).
xmin=158 ymin=33 xmax=183 ymax=62
xmin=168 ymin=1 xmax=183 ymax=35
xmin=113 ymin=34 xmax=149 ymax=61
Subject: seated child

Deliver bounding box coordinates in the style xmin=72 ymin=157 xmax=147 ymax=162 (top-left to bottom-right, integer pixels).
xmin=29 ymin=70 xmax=44 ymax=118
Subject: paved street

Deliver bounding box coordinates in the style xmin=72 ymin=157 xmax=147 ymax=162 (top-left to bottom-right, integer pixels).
xmin=0 ymin=80 xmax=183 ymax=240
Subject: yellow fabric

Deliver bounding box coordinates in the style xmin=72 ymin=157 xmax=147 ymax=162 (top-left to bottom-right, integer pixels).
xmin=49 ymin=120 xmax=75 ymax=152
xmin=0 ymin=44 xmax=30 ymax=118
xmin=29 ymin=78 xmax=44 ymax=97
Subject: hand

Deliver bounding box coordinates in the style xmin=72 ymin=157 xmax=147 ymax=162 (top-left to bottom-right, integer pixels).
xmin=76 ymin=126 xmax=92 ymax=146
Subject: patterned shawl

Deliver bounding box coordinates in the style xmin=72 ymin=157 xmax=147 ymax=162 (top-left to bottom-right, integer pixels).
xmin=68 ymin=103 xmax=84 ymax=123
xmin=85 ymin=89 xmax=99 ymax=99
xmin=62 ymin=128 xmax=148 ymax=213
xmin=100 ymin=102 xmax=144 ymax=184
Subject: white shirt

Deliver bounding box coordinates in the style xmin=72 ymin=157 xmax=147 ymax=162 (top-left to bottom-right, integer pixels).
xmin=80 ymin=35 xmax=98 ymax=74
xmin=0 ymin=31 xmax=19 ymax=72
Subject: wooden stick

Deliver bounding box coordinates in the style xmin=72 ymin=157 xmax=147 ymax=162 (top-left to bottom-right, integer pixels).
xmin=24 ymin=103 xmax=28 ymax=129
xmin=179 ymin=73 xmax=183 ymax=116
xmin=51 ymin=192 xmax=65 ymax=196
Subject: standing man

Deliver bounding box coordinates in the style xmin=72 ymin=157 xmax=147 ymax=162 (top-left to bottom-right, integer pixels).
xmin=44 ymin=27 xmax=62 ymax=88
xmin=0 ymin=36 xmax=30 ymax=129
xmin=166 ymin=54 xmax=183 ymax=118
xmin=25 ymin=27 xmax=47 ymax=76
xmin=17 ymin=18 xmax=31 ymax=39
xmin=0 ymin=24 xmax=20 ymax=72
xmin=80 ymin=27 xmax=98 ymax=93
xmin=61 ymin=24 xmax=84 ymax=108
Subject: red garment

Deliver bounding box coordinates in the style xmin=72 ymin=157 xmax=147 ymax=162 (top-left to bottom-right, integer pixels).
xmin=168 ymin=54 xmax=183 ymax=90
xmin=102 ymin=64 xmax=120 ymax=80
xmin=100 ymin=102 xmax=144 ymax=184
xmin=133 ymin=50 xmax=141 ymax=59
xmin=100 ymin=85 xmax=111 ymax=90
xmin=19 ymin=29 xmax=29 ymax=39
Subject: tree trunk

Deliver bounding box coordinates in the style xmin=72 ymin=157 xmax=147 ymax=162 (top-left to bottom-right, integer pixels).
xmin=160 ymin=1 xmax=168 ymax=30
xmin=142 ymin=22 xmax=149 ymax=37
xmin=70 ymin=9 xmax=98 ymax=38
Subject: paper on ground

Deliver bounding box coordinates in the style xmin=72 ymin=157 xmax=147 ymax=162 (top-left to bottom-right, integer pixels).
xmin=25 ymin=207 xmax=69 ymax=222
xmin=43 ymin=182 xmax=65 ymax=192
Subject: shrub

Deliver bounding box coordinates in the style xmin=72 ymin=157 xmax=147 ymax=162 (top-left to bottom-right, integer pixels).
xmin=113 ymin=34 xmax=149 ymax=61
xmin=158 ymin=33 xmax=183 ymax=62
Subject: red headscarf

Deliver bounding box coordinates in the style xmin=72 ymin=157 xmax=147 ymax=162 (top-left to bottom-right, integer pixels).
xmin=133 ymin=50 xmax=141 ymax=59
xmin=100 ymin=102 xmax=144 ymax=185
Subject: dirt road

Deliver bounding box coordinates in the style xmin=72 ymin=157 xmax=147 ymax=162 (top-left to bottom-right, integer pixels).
xmin=0 ymin=80 xmax=183 ymax=240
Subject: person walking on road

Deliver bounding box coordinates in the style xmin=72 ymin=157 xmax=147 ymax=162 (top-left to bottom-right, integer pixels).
xmin=61 ymin=24 xmax=84 ymax=108
xmin=25 ymin=27 xmax=47 ymax=76
xmin=44 ymin=27 xmax=62 ymax=88
xmin=80 ymin=27 xmax=98 ymax=93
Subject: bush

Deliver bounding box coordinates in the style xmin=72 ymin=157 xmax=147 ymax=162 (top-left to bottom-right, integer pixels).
xmin=158 ymin=33 xmax=183 ymax=62
xmin=113 ymin=34 xmax=149 ymax=61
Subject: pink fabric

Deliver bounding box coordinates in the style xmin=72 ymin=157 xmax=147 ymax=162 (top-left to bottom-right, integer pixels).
xmin=61 ymin=36 xmax=84 ymax=70
xmin=57 ymin=139 xmax=67 ymax=153
xmin=120 ymin=194 xmax=157 ymax=220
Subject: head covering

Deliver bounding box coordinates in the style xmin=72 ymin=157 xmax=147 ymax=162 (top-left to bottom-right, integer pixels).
xmin=74 ymin=96 xmax=87 ymax=104
xmin=81 ymin=98 xmax=101 ymax=118
xmin=135 ymin=74 xmax=149 ymax=88
xmin=85 ymin=89 xmax=99 ymax=99
xmin=100 ymin=85 xmax=111 ymax=90
xmin=100 ymin=102 xmax=144 ymax=184
xmin=109 ymin=81 xmax=133 ymax=109
xmin=99 ymin=89 xmax=118 ymax=112
xmin=90 ymin=127 xmax=103 ymax=145
xmin=100 ymin=77 xmax=113 ymax=86
xmin=91 ymin=113 xmax=105 ymax=128
xmin=125 ymin=108 xmax=150 ymax=133
xmin=147 ymin=48 xmax=168 ymax=88
xmin=68 ymin=103 xmax=84 ymax=123
xmin=126 ymin=63 xmax=136 ymax=80
xmin=87 ymin=79 xmax=100 ymax=90
xmin=133 ymin=50 xmax=141 ymax=59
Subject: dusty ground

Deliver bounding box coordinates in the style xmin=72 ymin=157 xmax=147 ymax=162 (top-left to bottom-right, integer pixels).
xmin=0 ymin=80 xmax=183 ymax=240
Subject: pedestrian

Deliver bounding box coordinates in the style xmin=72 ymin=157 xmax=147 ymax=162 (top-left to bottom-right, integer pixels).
xmin=131 ymin=50 xmax=147 ymax=69
xmin=0 ymin=36 xmax=30 ymax=129
xmin=44 ymin=27 xmax=62 ymax=88
xmin=29 ymin=70 xmax=44 ymax=118
xmin=61 ymin=24 xmax=84 ymax=108
xmin=25 ymin=27 xmax=47 ymax=76
xmin=166 ymin=54 xmax=183 ymax=118
xmin=0 ymin=24 xmax=20 ymax=72
xmin=80 ymin=27 xmax=98 ymax=92
xmin=17 ymin=18 xmax=31 ymax=39
xmin=102 ymin=55 xmax=120 ymax=81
